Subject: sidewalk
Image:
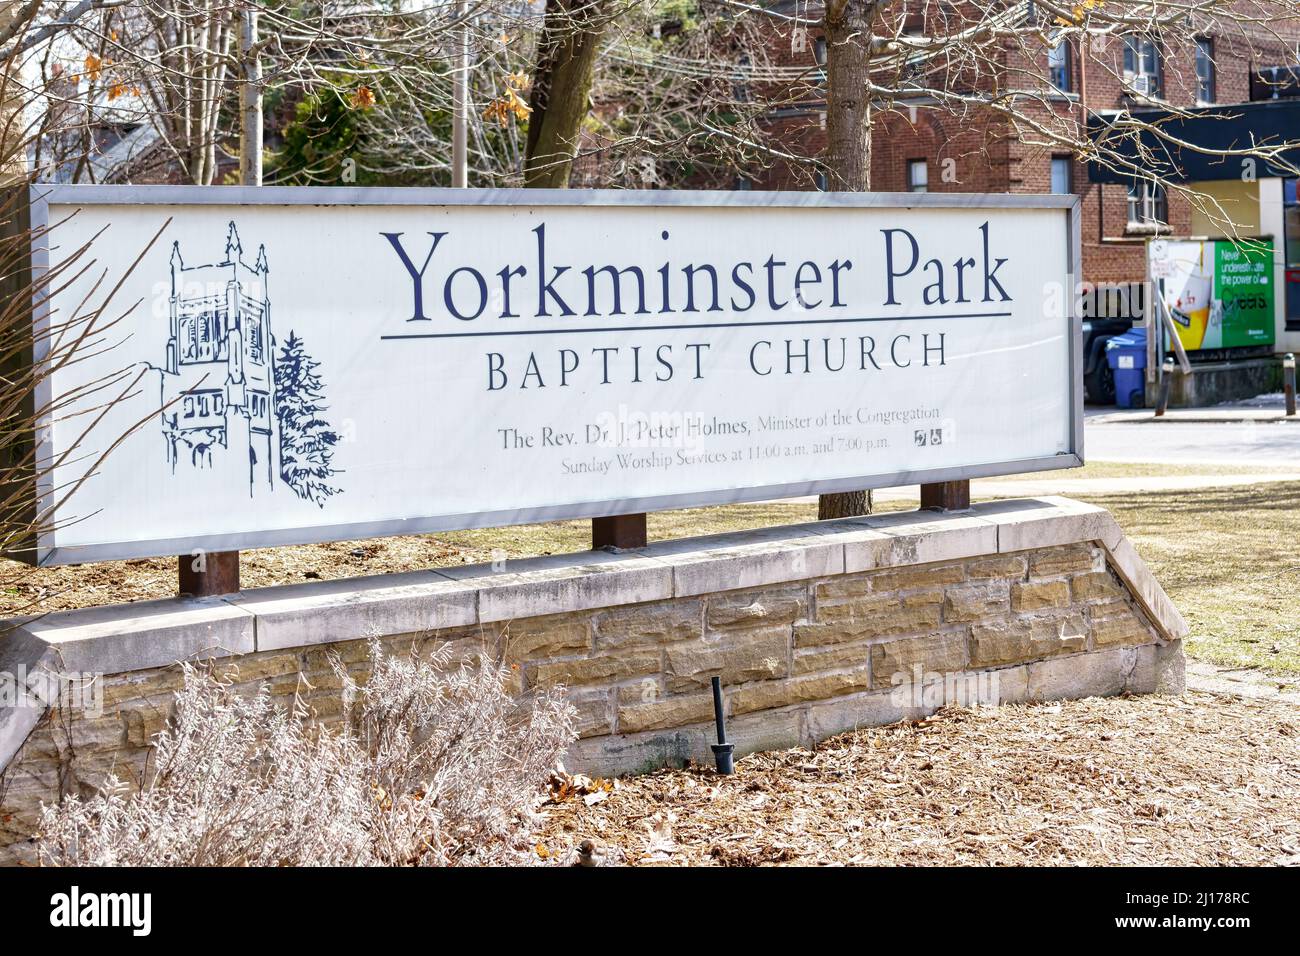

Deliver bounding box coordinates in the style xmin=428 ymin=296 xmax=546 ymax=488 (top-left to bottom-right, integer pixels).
xmin=1088 ymin=393 xmax=1297 ymax=425
xmin=1089 ymin=407 xmax=1299 ymax=424
xmin=1186 ymin=661 xmax=1300 ymax=706
xmin=779 ymin=470 xmax=1300 ymax=505
xmin=868 ymin=471 xmax=1300 ymax=502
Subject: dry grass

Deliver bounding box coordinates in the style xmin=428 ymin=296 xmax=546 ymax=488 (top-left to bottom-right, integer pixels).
xmin=1080 ymin=483 xmax=1300 ymax=676
xmin=995 ymin=461 xmax=1300 ymax=481
xmin=0 ymin=503 xmax=815 ymax=616
xmin=536 ymin=693 xmax=1300 ymax=867
xmin=36 ymin=644 xmax=576 ymax=867
xmin=5 ymin=462 xmax=1277 ymax=617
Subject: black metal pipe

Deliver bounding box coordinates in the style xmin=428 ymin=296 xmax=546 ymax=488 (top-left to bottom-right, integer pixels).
xmin=710 ymin=675 xmax=734 ymax=774
xmin=1155 ymin=357 xmax=1175 ymax=417
xmin=711 ymin=675 xmax=727 ymax=743
xmin=1285 ymin=353 xmax=1296 ymax=417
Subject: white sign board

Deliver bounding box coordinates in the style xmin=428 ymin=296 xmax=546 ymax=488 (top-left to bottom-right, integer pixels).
xmin=26 ymin=187 xmax=1081 ymax=564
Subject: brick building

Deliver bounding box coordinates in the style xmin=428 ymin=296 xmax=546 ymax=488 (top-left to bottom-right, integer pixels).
xmin=745 ymin=1 xmax=1300 ymax=358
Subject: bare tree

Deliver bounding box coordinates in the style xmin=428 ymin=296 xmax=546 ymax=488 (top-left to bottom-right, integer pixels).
xmin=0 ymin=3 xmax=169 ymax=613
xmin=525 ymin=0 xmax=615 ymax=187
xmin=822 ymin=0 xmax=880 ymax=192
xmin=818 ymin=1 xmax=879 ymax=517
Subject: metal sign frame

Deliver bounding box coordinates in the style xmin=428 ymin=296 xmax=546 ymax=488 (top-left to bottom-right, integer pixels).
xmin=22 ymin=185 xmax=1083 ymax=565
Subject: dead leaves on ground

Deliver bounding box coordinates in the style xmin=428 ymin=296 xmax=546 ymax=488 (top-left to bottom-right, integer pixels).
xmin=548 ymin=771 xmax=613 ymax=802
xmin=536 ymin=693 xmax=1300 ymax=867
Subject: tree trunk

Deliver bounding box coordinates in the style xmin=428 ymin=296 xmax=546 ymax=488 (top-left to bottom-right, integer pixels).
xmin=818 ymin=0 xmax=879 ymax=519
xmin=236 ymin=2 xmax=262 ymax=187
xmin=524 ymin=1 xmax=625 ymax=547
xmin=822 ymin=0 xmax=877 ymax=191
xmin=818 ymin=490 xmax=870 ymax=520
xmin=524 ymin=0 xmax=610 ymax=189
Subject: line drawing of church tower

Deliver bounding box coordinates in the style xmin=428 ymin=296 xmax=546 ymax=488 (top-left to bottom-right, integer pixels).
xmin=159 ymin=222 xmax=275 ymax=495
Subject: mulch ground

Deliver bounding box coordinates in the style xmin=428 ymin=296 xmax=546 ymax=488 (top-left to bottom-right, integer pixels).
xmin=535 ymin=691 xmax=1300 ymax=866
xmin=0 ymin=536 xmax=473 ymax=616
xmin=0 ymin=504 xmax=816 ymax=617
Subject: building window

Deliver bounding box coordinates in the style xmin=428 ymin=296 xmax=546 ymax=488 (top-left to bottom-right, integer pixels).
xmin=1123 ymin=35 xmax=1163 ymax=98
xmin=1050 ymin=156 xmax=1072 ymax=194
xmin=814 ymin=36 xmax=827 ymax=66
xmin=815 ymin=171 xmax=829 ymax=191
xmin=908 ymin=159 xmax=928 ymax=192
xmin=1195 ymin=37 xmax=1215 ymax=103
xmin=1127 ymin=181 xmax=1167 ymax=226
xmin=1048 ymin=36 xmax=1071 ymax=93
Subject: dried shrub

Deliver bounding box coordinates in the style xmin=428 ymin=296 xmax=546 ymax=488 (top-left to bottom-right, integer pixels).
xmin=35 ymin=642 xmax=576 ymax=866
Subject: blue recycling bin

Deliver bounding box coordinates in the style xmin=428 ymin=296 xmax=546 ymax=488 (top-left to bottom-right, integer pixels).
xmin=1105 ymin=327 xmax=1148 ymax=408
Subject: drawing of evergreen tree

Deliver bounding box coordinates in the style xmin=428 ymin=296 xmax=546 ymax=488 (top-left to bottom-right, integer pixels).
xmin=274 ymin=331 xmax=341 ymax=506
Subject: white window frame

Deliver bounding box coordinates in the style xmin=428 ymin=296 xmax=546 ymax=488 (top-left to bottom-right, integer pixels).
xmin=907 ymin=159 xmax=928 ymax=192
xmin=1195 ymin=37 xmax=1216 ymax=104
xmin=1050 ymin=157 xmax=1072 ymax=194
xmin=1048 ymin=36 xmax=1071 ymax=93
xmin=1127 ymin=181 xmax=1167 ymax=226
xmin=1123 ymin=35 xmax=1163 ymax=98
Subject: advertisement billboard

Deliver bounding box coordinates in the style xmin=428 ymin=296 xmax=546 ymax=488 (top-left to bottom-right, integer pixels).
xmin=1149 ymin=237 xmax=1276 ymax=351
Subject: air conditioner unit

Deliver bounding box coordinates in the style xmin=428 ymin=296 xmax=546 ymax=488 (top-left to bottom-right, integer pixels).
xmin=1131 ymin=75 xmax=1152 ymax=96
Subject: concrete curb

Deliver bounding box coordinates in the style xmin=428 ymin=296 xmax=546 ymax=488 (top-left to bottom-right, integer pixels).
xmin=1089 ymin=411 xmax=1299 ymax=425
xmin=0 ymin=496 xmax=1186 ymax=774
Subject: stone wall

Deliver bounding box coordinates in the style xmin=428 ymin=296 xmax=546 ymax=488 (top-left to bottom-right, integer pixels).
xmin=1167 ymin=357 xmax=1282 ymax=407
xmin=0 ymin=497 xmax=1187 ymax=865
